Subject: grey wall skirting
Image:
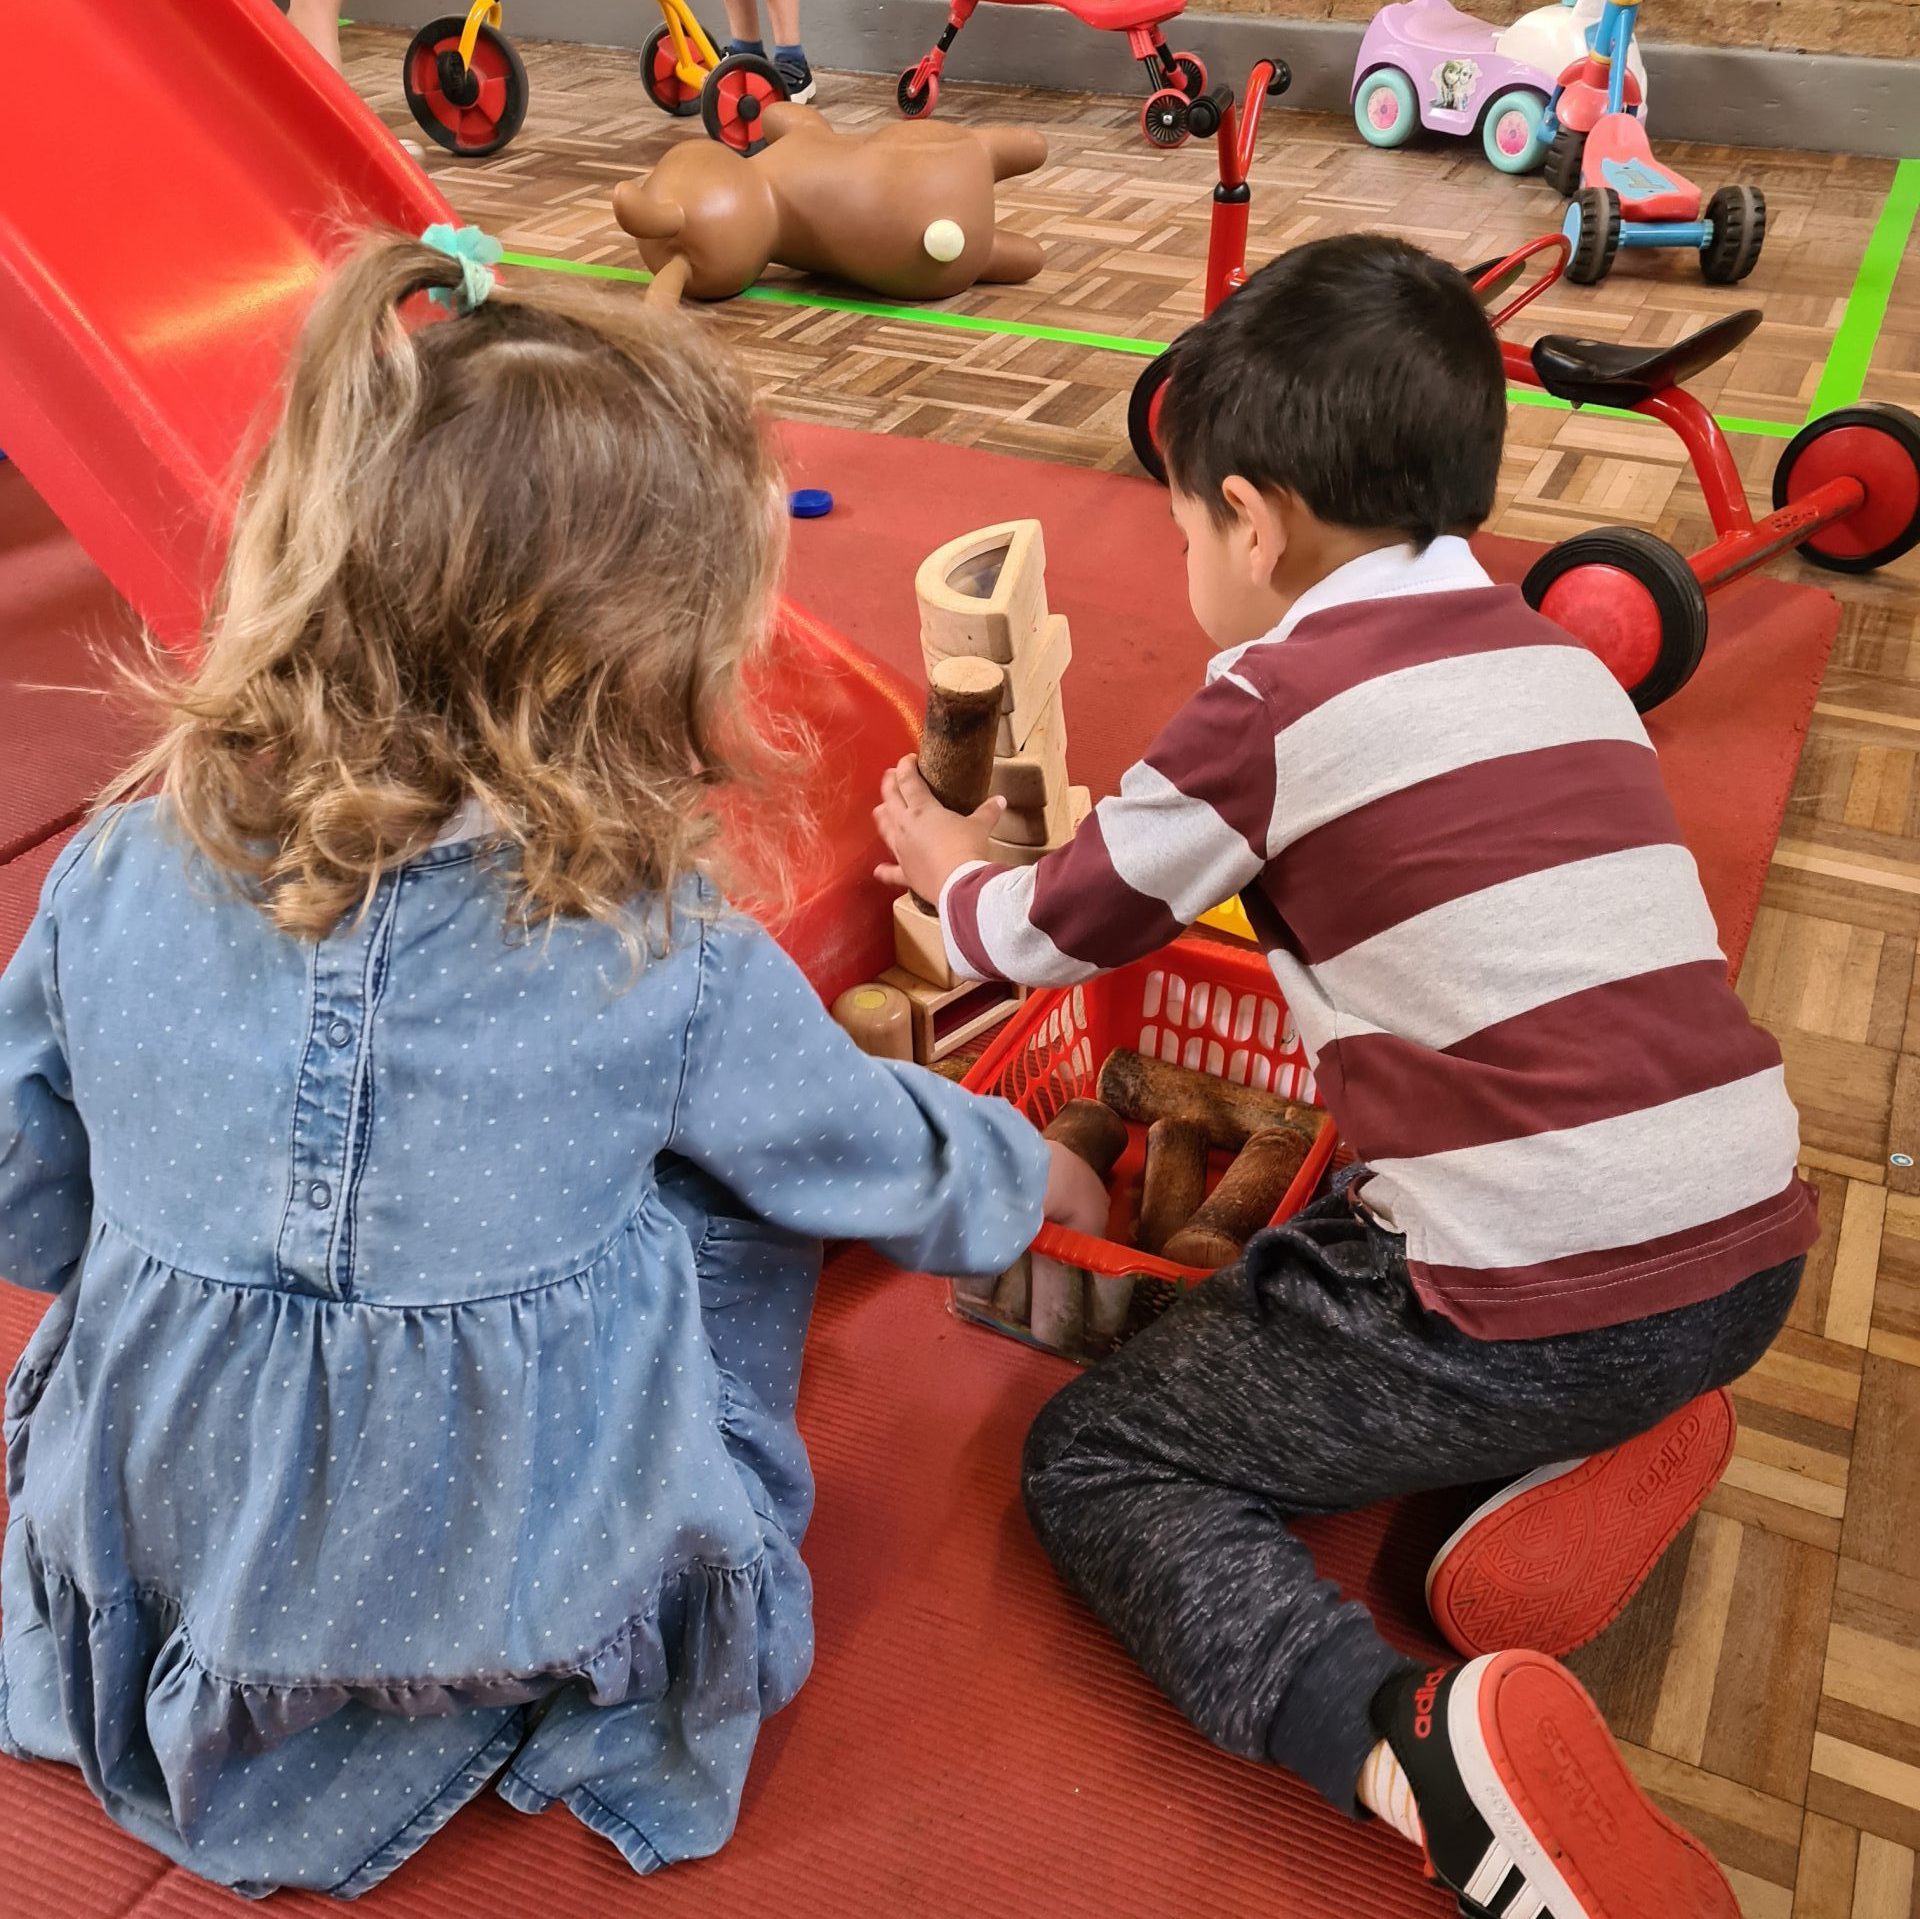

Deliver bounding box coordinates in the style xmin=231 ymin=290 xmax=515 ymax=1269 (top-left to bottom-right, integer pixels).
xmin=351 ymin=3 xmax=1917 ymax=158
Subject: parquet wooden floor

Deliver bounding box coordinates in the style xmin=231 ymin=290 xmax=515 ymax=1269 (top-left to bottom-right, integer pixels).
xmin=349 ymin=28 xmax=1920 ymax=1916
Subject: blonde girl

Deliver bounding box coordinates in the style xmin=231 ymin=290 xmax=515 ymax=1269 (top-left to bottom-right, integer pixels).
xmin=0 ymin=229 xmax=1102 ymax=1895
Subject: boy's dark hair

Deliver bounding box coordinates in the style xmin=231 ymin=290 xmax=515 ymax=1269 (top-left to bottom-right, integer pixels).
xmin=1157 ymin=233 xmax=1506 ymax=545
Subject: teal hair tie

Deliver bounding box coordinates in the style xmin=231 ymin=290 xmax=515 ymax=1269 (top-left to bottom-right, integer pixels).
xmin=420 ymin=223 xmax=503 ymax=313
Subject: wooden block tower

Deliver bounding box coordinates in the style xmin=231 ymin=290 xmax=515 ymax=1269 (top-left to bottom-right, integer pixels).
xmin=835 ymin=520 xmax=1089 ymax=1069
xmin=911 ymin=520 xmax=1090 ymax=868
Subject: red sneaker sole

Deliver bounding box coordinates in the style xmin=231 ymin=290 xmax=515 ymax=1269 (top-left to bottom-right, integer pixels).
xmin=1428 ymin=1388 xmax=1737 ymax=1659
xmin=1460 ymin=1651 xmax=1739 ymax=1919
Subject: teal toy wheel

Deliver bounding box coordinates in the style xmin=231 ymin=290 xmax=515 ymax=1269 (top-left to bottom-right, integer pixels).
xmin=1565 ymin=186 xmax=1621 ymax=285
xmin=1543 ymin=124 xmax=1586 ymax=197
xmin=1481 ymin=89 xmax=1548 ymax=173
xmin=1354 ymin=68 xmax=1418 ymax=149
xmin=1701 ymin=185 xmax=1766 ymax=285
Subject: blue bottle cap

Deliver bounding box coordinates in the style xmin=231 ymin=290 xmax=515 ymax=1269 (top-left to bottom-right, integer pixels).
xmin=789 ymin=488 xmax=833 ymax=519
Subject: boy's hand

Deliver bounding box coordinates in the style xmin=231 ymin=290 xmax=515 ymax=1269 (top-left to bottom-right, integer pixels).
xmin=1043 ymin=1140 xmax=1113 ymax=1238
xmin=873 ymin=755 xmax=1006 ymax=902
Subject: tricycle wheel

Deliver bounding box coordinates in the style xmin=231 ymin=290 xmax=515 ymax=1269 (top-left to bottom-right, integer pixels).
xmin=1772 ymin=404 xmax=1920 ymax=574
xmin=1141 ymin=88 xmax=1191 ymax=149
xmin=896 ymin=64 xmax=939 ymax=118
xmin=1168 ymin=50 xmax=1208 ymax=96
xmin=640 ymin=22 xmax=704 ymax=116
xmin=1481 ymin=88 xmax=1548 ymax=174
xmin=403 ymin=17 xmax=529 ymax=156
xmin=1565 ymin=186 xmax=1621 ymax=285
xmin=1543 ymin=124 xmax=1586 ymax=197
xmin=1524 ymin=527 xmax=1709 ymax=713
xmin=1701 ymin=185 xmax=1766 ymax=285
xmin=1128 ymin=351 xmax=1176 ymax=485
xmin=1353 ymin=68 xmax=1417 ymax=149
xmin=702 ymin=51 xmax=787 ymax=153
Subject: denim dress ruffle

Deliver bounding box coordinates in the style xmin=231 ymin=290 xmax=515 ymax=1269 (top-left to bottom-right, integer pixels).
xmin=0 ymin=804 xmax=1046 ymax=1896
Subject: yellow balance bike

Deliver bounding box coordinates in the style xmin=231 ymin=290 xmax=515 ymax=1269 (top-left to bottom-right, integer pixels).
xmin=403 ymin=0 xmax=722 ymax=156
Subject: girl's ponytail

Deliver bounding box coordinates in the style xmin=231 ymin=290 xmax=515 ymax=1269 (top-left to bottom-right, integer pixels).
xmin=100 ymin=227 xmax=794 ymax=960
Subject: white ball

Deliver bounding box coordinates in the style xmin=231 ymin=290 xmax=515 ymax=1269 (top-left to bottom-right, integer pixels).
xmin=922 ymin=219 xmax=966 ymax=263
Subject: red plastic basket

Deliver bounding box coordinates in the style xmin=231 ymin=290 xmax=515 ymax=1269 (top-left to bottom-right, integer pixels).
xmin=955 ymin=934 xmax=1341 ymax=1354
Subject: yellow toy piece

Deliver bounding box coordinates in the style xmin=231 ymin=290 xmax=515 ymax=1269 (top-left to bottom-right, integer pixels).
xmin=1197 ymin=895 xmax=1257 ymax=943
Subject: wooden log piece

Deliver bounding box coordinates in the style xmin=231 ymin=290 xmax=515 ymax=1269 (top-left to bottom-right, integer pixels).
xmin=920 ymin=655 xmax=1007 ymax=814
xmin=1096 ymin=1049 xmax=1321 ymax=1151
xmin=1028 ymin=1253 xmax=1085 ymax=1351
xmin=1135 ymin=1118 xmax=1210 ymax=1256
xmin=911 ymin=655 xmax=1006 ymax=911
xmin=992 ymin=1252 xmax=1031 ymax=1321
xmin=1043 ymin=1097 xmax=1128 ymax=1182
xmin=830 ymin=982 xmax=913 ymax=1061
xmin=1161 ymin=1127 xmax=1312 ymax=1270
xmin=1084 ymin=1272 xmax=1136 ymax=1350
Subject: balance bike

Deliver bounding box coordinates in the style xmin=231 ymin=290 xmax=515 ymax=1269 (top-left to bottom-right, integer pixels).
xmin=404 ymin=0 xmax=721 ymax=155
xmin=1479 ymin=240 xmax=1918 ymax=706
xmin=1126 ymin=86 xmax=1920 ymax=711
xmin=1543 ymin=2 xmax=1763 ymax=286
xmin=895 ymin=0 xmax=1217 ymax=149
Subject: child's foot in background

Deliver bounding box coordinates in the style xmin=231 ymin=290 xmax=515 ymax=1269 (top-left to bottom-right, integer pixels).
xmin=1370 ymin=1653 xmax=1739 ymax=1918
xmin=773 ymin=44 xmax=816 ymax=103
xmin=1425 ymin=1388 xmax=1737 ymax=1659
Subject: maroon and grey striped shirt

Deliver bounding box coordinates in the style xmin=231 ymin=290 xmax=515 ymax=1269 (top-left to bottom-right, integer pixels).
xmin=940 ymin=538 xmax=1816 ymax=1339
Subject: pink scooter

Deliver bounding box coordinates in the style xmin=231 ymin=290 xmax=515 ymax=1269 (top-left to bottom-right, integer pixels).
xmin=896 ymin=0 xmax=1221 ymax=148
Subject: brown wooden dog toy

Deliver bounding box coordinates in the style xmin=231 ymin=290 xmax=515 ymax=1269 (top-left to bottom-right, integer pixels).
xmin=611 ymin=104 xmax=1047 ymax=305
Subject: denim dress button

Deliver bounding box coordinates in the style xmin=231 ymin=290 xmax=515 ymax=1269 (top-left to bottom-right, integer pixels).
xmin=327 ymin=1019 xmax=353 ymax=1047
xmin=309 ymin=1181 xmax=332 ymax=1209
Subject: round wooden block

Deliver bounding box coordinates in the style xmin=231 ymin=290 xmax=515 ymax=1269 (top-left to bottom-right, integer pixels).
xmin=830 ymin=981 xmax=913 ymax=1061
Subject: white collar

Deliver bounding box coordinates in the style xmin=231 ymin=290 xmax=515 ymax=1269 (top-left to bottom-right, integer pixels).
xmin=1208 ymin=534 xmax=1492 ymax=682
xmin=431 ymin=797 xmax=497 ymax=847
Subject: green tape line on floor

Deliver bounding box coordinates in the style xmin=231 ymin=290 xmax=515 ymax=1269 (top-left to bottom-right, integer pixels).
xmin=501 ymin=251 xmax=1164 ymax=355
xmin=500 ymin=249 xmax=1801 ymax=442
xmin=1808 ymin=157 xmax=1920 ymax=422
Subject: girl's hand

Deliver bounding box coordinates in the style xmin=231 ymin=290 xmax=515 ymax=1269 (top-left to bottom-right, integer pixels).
xmin=1043 ymin=1141 xmax=1112 ymax=1238
xmin=873 ymin=755 xmax=1005 ymax=903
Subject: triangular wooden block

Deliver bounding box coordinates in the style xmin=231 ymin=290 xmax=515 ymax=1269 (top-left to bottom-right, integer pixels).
xmin=916 ymin=520 xmax=1049 ymax=669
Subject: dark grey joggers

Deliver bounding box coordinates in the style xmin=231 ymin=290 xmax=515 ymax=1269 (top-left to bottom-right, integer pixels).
xmin=1020 ymin=1179 xmax=1802 ymax=1812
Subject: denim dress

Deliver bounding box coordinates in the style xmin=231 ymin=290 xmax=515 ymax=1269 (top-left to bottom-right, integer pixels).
xmin=0 ymin=801 xmax=1047 ymax=1896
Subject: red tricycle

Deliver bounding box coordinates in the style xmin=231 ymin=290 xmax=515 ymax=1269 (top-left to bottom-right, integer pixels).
xmin=1128 ymin=65 xmax=1920 ymax=712
xmin=897 ymin=0 xmax=1225 ymax=148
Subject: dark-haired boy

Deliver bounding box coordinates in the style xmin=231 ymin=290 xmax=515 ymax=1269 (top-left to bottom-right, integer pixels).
xmin=876 ymin=234 xmax=1813 ymax=1916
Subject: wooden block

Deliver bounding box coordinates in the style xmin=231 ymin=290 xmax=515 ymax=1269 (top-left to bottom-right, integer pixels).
xmin=879 ymin=966 xmax=1026 ymax=1066
xmin=830 ymin=982 xmax=914 ymax=1061
xmin=993 ymin=783 xmax=1071 ymax=847
xmin=1068 ymin=784 xmax=1092 ymax=828
xmin=892 ymin=893 xmax=953 ymax=991
xmin=987 ymin=835 xmax=1049 ymax=868
xmin=916 ymin=520 xmax=1048 ymax=668
xmin=994 ymin=614 xmax=1071 ymax=755
xmin=989 ymin=693 xmax=1068 ymax=812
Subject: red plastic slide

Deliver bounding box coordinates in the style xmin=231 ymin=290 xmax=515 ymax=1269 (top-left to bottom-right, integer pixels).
xmin=0 ymin=0 xmax=450 ymax=645
xmin=0 ymin=0 xmax=913 ymax=995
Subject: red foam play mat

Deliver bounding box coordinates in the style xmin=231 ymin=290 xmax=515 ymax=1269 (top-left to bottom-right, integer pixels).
xmin=0 ymin=429 xmax=1840 ymax=1917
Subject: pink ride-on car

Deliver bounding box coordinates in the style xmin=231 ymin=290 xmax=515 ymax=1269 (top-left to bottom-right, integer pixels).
xmin=1352 ymin=0 xmax=1646 ymax=175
